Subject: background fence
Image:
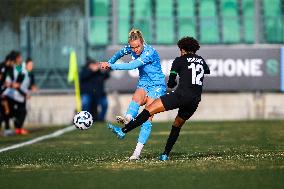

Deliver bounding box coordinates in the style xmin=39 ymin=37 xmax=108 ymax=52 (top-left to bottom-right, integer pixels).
xmin=0 ymin=0 xmax=284 ymax=90
xmin=21 ymin=18 xmax=86 ymax=89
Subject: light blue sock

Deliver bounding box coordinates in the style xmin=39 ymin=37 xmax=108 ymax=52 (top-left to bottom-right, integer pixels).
xmin=125 ymin=100 xmax=140 ymax=119
xmin=138 ymin=120 xmax=152 ymax=144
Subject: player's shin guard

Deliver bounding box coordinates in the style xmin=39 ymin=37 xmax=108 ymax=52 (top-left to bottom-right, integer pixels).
xmin=125 ymin=100 xmax=140 ymax=120
xmin=122 ymin=109 xmax=151 ymax=133
xmin=163 ymin=126 xmax=181 ymax=156
xmin=138 ymin=120 xmax=152 ymax=144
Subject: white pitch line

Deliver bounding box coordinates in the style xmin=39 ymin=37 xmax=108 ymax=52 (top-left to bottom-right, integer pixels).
xmin=0 ymin=126 xmax=76 ymax=153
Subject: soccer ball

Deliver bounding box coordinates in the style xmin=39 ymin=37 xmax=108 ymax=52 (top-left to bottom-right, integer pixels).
xmin=73 ymin=111 xmax=93 ymax=130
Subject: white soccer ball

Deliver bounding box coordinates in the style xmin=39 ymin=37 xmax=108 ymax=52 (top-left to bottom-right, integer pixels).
xmin=73 ymin=111 xmax=93 ymax=130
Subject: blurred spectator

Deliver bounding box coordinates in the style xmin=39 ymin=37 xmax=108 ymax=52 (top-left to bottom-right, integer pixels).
xmin=25 ymin=58 xmax=37 ymax=93
xmin=0 ymin=52 xmax=14 ymax=136
xmin=79 ymin=58 xmax=110 ymax=121
xmin=3 ymin=55 xmax=36 ymax=135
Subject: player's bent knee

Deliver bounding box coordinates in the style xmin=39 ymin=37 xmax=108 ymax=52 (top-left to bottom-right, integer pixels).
xmin=131 ymin=98 xmax=144 ymax=106
xmin=145 ymin=98 xmax=165 ymax=115
xmin=132 ymin=89 xmax=147 ymax=105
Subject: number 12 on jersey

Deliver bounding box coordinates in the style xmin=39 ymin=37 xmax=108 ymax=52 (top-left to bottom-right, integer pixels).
xmin=188 ymin=63 xmax=204 ymax=85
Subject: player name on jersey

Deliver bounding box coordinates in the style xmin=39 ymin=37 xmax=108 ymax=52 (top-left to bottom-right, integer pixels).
xmin=186 ymin=57 xmax=204 ymax=64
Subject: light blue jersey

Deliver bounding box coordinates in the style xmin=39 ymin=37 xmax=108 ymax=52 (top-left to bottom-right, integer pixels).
xmin=108 ymin=44 xmax=166 ymax=90
xmin=108 ymin=44 xmax=166 ymax=147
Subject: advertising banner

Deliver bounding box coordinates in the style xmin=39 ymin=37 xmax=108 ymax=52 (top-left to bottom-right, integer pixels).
xmin=105 ymin=45 xmax=283 ymax=92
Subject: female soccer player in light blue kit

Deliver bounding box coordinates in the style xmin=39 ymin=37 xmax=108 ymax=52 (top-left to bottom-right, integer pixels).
xmin=100 ymin=29 xmax=166 ymax=160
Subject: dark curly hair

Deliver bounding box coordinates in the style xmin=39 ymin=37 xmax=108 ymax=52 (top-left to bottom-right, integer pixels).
xmin=177 ymin=37 xmax=200 ymax=54
xmin=8 ymin=50 xmax=21 ymax=61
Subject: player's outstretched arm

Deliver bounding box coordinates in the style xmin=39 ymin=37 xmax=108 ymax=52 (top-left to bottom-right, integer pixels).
xmin=108 ymin=46 xmax=131 ymax=64
xmin=108 ymin=51 xmax=123 ymax=64
xmin=110 ymin=59 xmax=144 ymax=70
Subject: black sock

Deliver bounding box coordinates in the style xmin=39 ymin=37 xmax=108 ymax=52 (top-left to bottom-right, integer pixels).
xmin=4 ymin=117 xmax=10 ymax=130
xmin=163 ymin=126 xmax=181 ymax=156
xmin=122 ymin=109 xmax=151 ymax=133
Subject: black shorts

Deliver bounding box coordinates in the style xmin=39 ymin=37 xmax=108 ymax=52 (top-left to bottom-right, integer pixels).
xmin=160 ymin=91 xmax=200 ymax=120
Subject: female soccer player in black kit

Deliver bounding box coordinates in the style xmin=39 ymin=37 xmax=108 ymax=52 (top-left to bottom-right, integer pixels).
xmin=108 ymin=36 xmax=210 ymax=160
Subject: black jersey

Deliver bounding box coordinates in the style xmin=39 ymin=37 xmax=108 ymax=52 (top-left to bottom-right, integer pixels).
xmin=169 ymin=53 xmax=210 ymax=97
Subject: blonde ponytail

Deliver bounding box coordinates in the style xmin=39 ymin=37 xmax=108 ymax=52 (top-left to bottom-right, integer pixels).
xmin=128 ymin=28 xmax=145 ymax=43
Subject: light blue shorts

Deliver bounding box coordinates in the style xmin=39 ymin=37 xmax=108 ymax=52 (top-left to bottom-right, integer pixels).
xmin=137 ymin=83 xmax=166 ymax=99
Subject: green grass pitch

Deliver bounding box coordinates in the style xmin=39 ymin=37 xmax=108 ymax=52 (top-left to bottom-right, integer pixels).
xmin=0 ymin=120 xmax=284 ymax=189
